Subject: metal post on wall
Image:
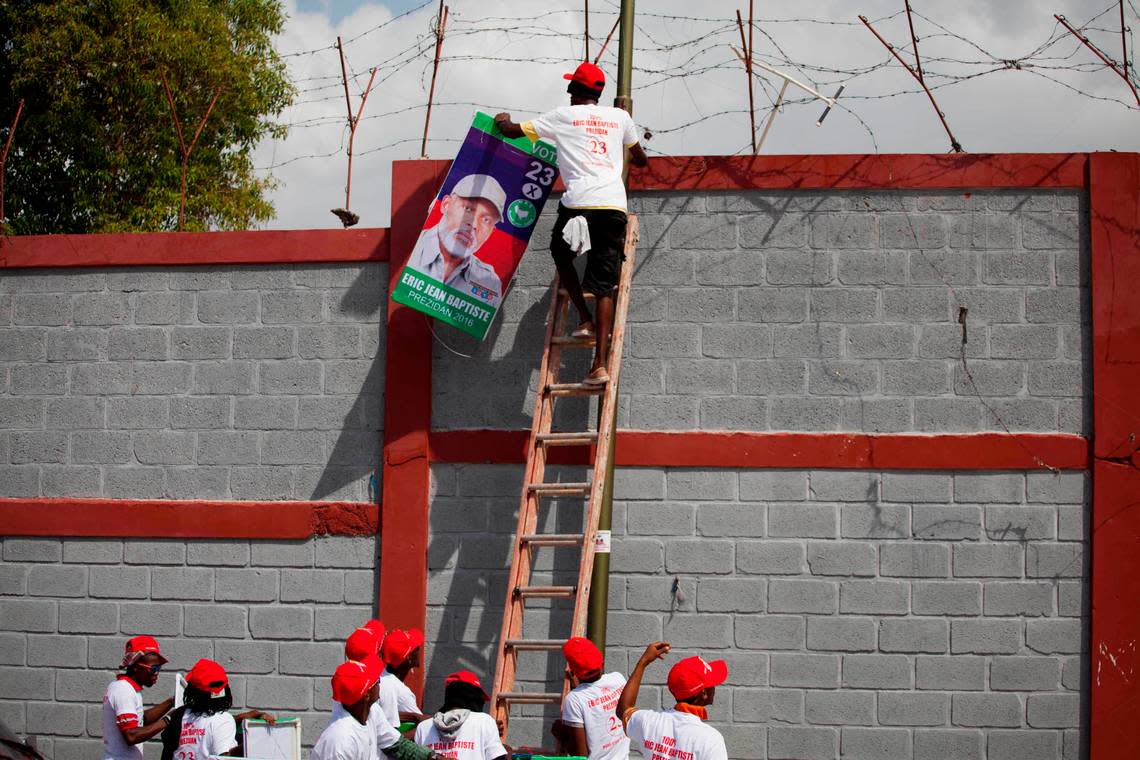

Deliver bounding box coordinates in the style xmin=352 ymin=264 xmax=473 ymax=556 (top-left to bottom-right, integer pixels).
xmin=587 ymin=0 xmax=634 ymax=655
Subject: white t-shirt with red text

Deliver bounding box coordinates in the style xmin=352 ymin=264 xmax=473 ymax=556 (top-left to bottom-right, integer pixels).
xmin=102 ymin=676 xmax=144 ymax=760
xmin=521 ymin=105 xmax=640 ymax=211
xmin=561 ymin=671 xmax=630 ymax=760
xmin=413 ymin=711 xmax=506 ymax=760
xmin=174 ymin=710 xmax=238 ymax=760
xmin=626 ymin=709 xmax=728 ymax=760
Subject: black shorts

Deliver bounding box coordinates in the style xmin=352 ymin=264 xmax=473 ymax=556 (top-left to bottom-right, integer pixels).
xmin=549 ymin=204 xmax=628 ymax=296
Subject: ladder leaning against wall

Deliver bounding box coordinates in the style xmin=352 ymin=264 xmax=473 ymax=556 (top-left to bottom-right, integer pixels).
xmin=489 ymin=214 xmax=639 ymax=743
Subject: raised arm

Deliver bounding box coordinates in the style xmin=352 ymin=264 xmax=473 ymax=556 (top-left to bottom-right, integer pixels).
xmin=616 ymin=641 xmax=671 ymax=729
xmin=627 ymin=142 xmax=649 ymax=168
xmin=493 ymin=113 xmax=526 ymax=139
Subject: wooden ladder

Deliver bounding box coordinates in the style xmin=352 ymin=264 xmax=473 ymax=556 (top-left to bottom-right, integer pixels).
xmin=489 ymin=215 xmax=639 ymax=741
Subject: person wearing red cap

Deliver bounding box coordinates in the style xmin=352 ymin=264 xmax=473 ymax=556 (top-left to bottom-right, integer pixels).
xmin=413 ymin=671 xmax=507 ymax=760
xmin=101 ymin=636 xmax=175 ymax=760
xmin=344 ymin=619 xmax=386 ymax=662
xmin=158 ymin=659 xmax=275 ymax=760
xmin=315 ymin=656 xmax=440 ymax=760
xmin=494 ymin=62 xmax=649 ymax=387
xmin=379 ymin=628 xmax=429 ymax=728
xmin=615 ymin=642 xmax=728 ymax=760
xmin=554 ymin=637 xmax=629 ymax=759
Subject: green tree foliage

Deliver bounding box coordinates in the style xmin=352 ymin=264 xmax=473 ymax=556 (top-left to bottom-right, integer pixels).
xmin=1 ymin=0 xmax=294 ymax=233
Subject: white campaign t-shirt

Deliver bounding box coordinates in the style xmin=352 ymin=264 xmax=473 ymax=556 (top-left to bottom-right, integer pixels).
xmin=175 ymin=710 xmax=238 ymax=760
xmin=102 ymin=677 xmax=144 ymax=760
xmin=413 ymin=712 xmax=507 ymax=760
xmin=368 ymin=701 xmax=403 ymax=750
xmin=561 ymin=672 xmax=630 ymax=760
xmin=522 ymin=105 xmax=640 ymax=211
xmin=310 ymin=704 xmax=375 ymax=760
xmin=377 ymin=671 xmax=404 ymax=727
xmin=626 ymin=709 xmax=728 ymax=760
xmin=393 ymin=678 xmax=422 ymax=715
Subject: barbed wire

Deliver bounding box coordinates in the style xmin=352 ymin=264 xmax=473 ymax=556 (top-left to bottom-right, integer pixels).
xmin=256 ymin=1 xmax=1138 ymax=172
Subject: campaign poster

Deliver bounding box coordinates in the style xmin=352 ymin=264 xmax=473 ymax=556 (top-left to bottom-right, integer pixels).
xmin=390 ymin=111 xmax=559 ymax=339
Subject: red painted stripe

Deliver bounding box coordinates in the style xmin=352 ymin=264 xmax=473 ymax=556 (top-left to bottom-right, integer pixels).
xmin=0 ymin=498 xmax=378 ymax=538
xmin=428 ymin=429 xmax=1089 ymax=470
xmin=0 ymin=228 xmax=390 ymax=269
xmin=629 ymin=153 xmax=1088 ymax=191
xmin=1089 ymin=152 xmax=1140 ymax=759
xmin=379 ymin=160 xmax=448 ymax=700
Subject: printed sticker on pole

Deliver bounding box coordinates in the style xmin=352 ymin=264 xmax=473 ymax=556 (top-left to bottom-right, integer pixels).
xmin=594 ymin=530 xmax=612 ymax=554
xmin=391 ymin=111 xmax=559 ymax=339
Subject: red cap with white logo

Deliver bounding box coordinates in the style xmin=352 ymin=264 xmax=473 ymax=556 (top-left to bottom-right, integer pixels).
xmin=666 ymin=656 xmax=728 ymax=701
xmin=187 ymin=659 xmax=229 ymax=698
xmin=121 ymin=635 xmax=168 ymax=669
xmin=331 ymin=655 xmax=384 ymax=705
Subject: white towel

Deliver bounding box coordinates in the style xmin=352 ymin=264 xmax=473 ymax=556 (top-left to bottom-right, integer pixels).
xmin=562 ymin=216 xmax=592 ymax=257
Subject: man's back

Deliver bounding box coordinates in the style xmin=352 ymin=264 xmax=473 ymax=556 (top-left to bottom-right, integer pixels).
xmin=523 ymin=104 xmax=638 ymax=210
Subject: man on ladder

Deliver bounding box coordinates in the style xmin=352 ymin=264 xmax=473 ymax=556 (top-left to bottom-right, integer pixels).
xmin=495 ymin=61 xmax=648 ymax=386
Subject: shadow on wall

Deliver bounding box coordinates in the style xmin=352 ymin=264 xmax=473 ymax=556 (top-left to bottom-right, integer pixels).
xmin=309 ymin=270 xmax=386 ymax=502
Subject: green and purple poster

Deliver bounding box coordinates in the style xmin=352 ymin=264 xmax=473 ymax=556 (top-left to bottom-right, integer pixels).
xmin=391 ymin=112 xmax=559 ymax=339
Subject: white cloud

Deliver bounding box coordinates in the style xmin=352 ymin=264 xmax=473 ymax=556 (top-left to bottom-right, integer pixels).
xmin=256 ymin=0 xmax=1140 ymax=229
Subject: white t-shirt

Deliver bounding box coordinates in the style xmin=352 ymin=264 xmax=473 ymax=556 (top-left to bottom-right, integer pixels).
xmin=522 ymin=105 xmax=639 ymax=211
xmin=311 ymin=704 xmax=375 ymax=760
xmin=377 ymin=671 xmax=404 ymax=727
xmin=175 ymin=710 xmax=238 ymax=760
xmin=393 ymin=677 xmax=422 ymax=715
xmin=561 ymin=672 xmax=630 ymax=760
xmin=102 ymin=677 xmax=145 ymax=760
xmin=626 ymin=709 xmax=728 ymax=760
xmin=368 ymin=701 xmax=403 ymax=750
xmin=413 ymin=711 xmax=507 ymax=760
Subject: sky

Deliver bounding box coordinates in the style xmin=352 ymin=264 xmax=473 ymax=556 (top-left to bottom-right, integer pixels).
xmin=254 ymin=0 xmax=1140 ymax=229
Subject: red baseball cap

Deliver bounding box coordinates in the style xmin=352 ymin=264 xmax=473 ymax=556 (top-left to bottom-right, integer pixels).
xmin=122 ymin=635 xmax=168 ymax=668
xmin=187 ymin=659 xmax=229 ymax=698
xmin=562 ymin=637 xmax=604 ymax=680
xmin=345 ymin=628 xmax=380 ymax=662
xmin=667 ymin=656 xmax=728 ymax=701
xmin=382 ymin=628 xmax=424 ymax=667
xmin=331 ymin=655 xmax=384 ymax=705
xmin=564 ymin=62 xmax=605 ymax=92
xmin=444 ymin=670 xmax=490 ymax=702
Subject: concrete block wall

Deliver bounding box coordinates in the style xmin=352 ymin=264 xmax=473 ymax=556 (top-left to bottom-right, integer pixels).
xmin=0 ymin=264 xmax=386 ymax=502
xmin=432 ymin=189 xmax=1088 ymax=435
xmin=424 ymin=464 xmax=1088 ymax=758
xmin=0 ymin=535 xmax=377 ymax=758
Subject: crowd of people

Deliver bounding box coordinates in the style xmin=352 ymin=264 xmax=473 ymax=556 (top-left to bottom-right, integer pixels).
xmin=100 ymin=626 xmax=730 ymax=760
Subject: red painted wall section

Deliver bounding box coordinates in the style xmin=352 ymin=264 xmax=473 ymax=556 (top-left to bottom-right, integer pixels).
xmin=379 ymin=159 xmax=450 ymax=697
xmin=629 ymin=153 xmax=1087 ymax=192
xmin=0 ymin=227 xmax=390 ymax=268
xmin=428 ymin=430 xmax=1088 ymax=471
xmin=0 ymin=498 xmax=378 ymax=538
xmin=1089 ymin=152 xmax=1140 ymax=759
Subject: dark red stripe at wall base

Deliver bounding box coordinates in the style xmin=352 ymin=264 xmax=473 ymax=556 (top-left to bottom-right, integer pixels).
xmin=428 ymin=430 xmax=1089 ymax=470
xmin=0 ymin=498 xmax=379 ymax=538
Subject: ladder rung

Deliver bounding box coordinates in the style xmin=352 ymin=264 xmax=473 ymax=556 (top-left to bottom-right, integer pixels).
xmin=551 ymin=336 xmax=596 ymax=347
xmin=520 ymin=533 xmax=585 ymax=546
xmin=527 ymin=482 xmax=591 ymax=496
xmin=558 ymin=290 xmax=596 ymax=300
xmin=545 ymin=382 xmax=604 ymax=397
xmin=497 ymin=692 xmax=563 ymax=704
xmin=505 ymin=639 xmax=566 ymax=651
xmin=536 ymin=432 xmax=598 ymax=446
xmin=515 ymin=585 xmax=577 ymax=598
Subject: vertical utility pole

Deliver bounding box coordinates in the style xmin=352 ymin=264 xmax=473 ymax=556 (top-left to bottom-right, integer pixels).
xmin=1 ymin=99 xmax=25 ymax=230
xmin=160 ymin=73 xmax=220 ymax=230
xmin=735 ymin=4 xmax=757 ymax=154
xmin=584 ymin=0 xmax=590 ymax=62
xmin=332 ymin=36 xmax=378 ymax=228
xmin=421 ymin=0 xmax=449 ymax=158
xmin=587 ymin=0 xmax=634 ymax=656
